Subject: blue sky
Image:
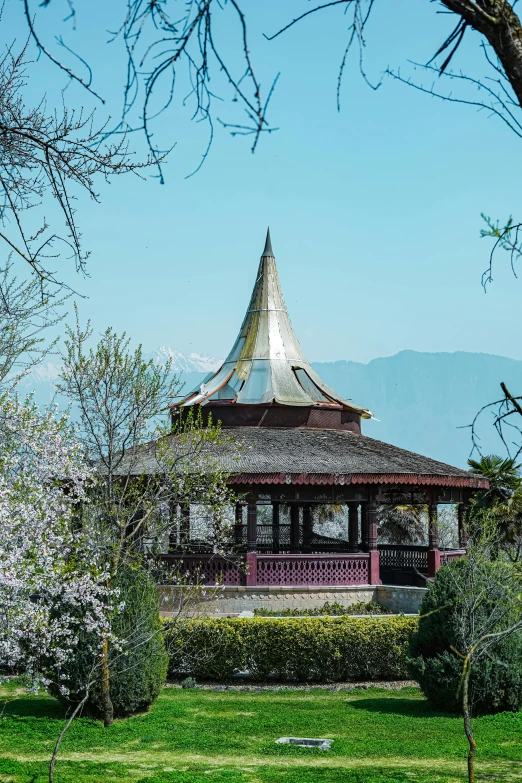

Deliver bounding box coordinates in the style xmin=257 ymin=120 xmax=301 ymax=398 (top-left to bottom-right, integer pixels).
xmin=9 ymin=1 xmax=522 ymax=363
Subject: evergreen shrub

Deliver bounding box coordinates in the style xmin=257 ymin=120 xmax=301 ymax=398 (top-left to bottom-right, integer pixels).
xmin=165 ymin=616 xmax=416 ymax=682
xmin=408 ymin=557 xmax=522 ymax=715
xmin=51 ymin=564 xmax=168 ymax=718
xmin=107 ymin=564 xmax=168 ymax=716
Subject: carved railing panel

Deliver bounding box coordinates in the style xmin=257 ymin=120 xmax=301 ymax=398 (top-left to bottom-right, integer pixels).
xmin=256 ymin=553 xmax=370 ymax=586
xmin=378 ymin=545 xmax=428 ymax=572
xmin=159 ymin=554 xmax=243 ymax=586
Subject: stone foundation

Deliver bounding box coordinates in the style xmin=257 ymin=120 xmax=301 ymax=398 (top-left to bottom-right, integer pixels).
xmin=159 ymin=584 xmax=426 ymax=616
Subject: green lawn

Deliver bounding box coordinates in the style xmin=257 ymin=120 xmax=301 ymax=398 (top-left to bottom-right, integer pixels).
xmin=0 ymin=681 xmax=521 ymax=783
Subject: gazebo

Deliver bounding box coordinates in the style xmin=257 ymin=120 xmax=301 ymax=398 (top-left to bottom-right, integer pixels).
xmin=163 ymin=230 xmax=486 ymax=589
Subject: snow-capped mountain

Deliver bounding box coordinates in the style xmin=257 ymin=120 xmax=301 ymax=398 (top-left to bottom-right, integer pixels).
xmin=16 ymin=360 xmax=62 ymax=404
xmin=28 ymin=361 xmax=62 ymax=384
xmin=15 ymin=349 xmax=222 ymax=409
xmin=153 ymin=347 xmax=222 ymax=374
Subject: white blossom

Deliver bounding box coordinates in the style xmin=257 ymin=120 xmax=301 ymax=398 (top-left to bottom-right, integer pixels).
xmin=0 ymin=393 xmax=114 ymax=694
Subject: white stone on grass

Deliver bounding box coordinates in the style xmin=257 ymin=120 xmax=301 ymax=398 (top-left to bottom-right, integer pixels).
xmin=275 ymin=737 xmax=333 ymax=750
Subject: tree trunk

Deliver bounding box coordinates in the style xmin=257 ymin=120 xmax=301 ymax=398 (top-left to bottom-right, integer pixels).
xmin=462 ymin=664 xmax=477 ymax=783
xmin=443 ymin=1 xmax=522 ymax=109
xmin=100 ymin=637 xmax=114 ymax=728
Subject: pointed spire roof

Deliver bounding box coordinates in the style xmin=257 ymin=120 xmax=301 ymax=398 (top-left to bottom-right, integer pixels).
xmin=262 ymin=227 xmax=273 ymax=257
xmin=177 ymin=232 xmax=371 ymax=417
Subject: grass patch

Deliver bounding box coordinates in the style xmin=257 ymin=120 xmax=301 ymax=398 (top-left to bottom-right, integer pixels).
xmin=0 ymin=680 xmax=521 ymax=781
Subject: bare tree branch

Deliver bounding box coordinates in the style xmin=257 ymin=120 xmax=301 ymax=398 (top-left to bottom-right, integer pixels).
xmin=0 ymin=44 xmax=154 ymax=283
xmin=23 ymin=0 xmax=104 ymax=103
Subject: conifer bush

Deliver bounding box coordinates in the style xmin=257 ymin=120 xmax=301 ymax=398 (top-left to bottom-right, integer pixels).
xmin=107 ymin=564 xmax=168 ymax=716
xmin=408 ymin=557 xmax=522 ymax=715
xmin=50 ymin=564 xmax=168 ymax=718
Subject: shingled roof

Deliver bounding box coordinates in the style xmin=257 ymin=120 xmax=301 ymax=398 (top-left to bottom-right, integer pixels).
xmin=119 ymin=427 xmax=487 ymax=489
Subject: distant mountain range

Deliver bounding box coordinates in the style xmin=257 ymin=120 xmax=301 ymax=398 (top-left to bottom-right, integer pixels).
xmin=19 ymin=349 xmax=522 ymax=469
xmin=154 ymin=347 xmax=221 ymax=374
xmin=313 ymin=351 xmax=522 ymax=468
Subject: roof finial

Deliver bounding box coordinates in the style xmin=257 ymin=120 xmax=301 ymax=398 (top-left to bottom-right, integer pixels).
xmin=262 ymin=227 xmax=274 ymax=257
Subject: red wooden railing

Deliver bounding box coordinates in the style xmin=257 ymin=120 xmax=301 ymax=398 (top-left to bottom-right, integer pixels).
xmin=159 ymin=554 xmax=243 ymax=586
xmin=440 ymin=549 xmax=467 ymax=564
xmin=255 ymin=553 xmax=370 ymax=586
xmin=378 ymin=545 xmax=428 ymax=571
xmin=160 ymin=552 xmax=371 ymax=586
xmin=159 ymin=548 xmax=466 ymax=588
xmin=379 ymin=545 xmax=466 ymax=572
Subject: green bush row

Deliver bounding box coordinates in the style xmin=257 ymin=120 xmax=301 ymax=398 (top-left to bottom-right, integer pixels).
xmin=164 ymin=616 xmax=417 ymax=682
xmin=253 ymin=600 xmax=390 ymax=617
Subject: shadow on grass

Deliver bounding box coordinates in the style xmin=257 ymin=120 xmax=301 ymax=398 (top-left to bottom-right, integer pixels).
xmin=1 ymin=695 xmax=66 ymax=720
xmin=349 ymin=697 xmax=452 ymax=719
xmin=0 ymin=757 xmax=131 ymax=783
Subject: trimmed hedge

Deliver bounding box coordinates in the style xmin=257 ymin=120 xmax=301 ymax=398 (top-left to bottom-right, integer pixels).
xmin=165 ymin=616 xmax=417 ymax=682
xmin=253 ymin=600 xmax=390 ymax=616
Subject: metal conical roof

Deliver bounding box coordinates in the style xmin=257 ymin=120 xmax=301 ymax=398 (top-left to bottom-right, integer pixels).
xmin=178 ymin=232 xmax=371 ymax=417
xmin=262 ymin=227 xmax=273 ymax=257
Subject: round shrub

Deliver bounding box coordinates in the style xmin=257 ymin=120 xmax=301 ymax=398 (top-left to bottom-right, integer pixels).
xmin=408 ymin=556 xmax=522 ymax=715
xmin=50 ymin=563 xmax=168 ymax=718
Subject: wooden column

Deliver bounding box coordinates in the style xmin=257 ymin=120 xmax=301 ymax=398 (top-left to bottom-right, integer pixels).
xmin=348 ymin=502 xmax=359 ymax=552
xmin=290 ymin=504 xmax=300 ymax=554
xmin=361 ymin=503 xmax=369 ymax=552
xmin=247 ymin=502 xmax=258 ymax=553
xmin=302 ymin=504 xmax=313 ymax=553
xmin=427 ymin=496 xmax=441 ymax=577
xmin=458 ymin=502 xmax=469 ymax=549
xmin=272 ymin=501 xmax=280 ymax=555
xmin=180 ymin=503 xmax=190 ymax=547
xmin=234 ymin=503 xmax=244 ymax=547
xmin=367 ymin=498 xmax=381 ymax=585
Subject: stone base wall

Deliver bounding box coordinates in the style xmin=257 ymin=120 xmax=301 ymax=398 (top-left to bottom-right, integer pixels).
xmin=159 ymin=584 xmax=426 ymax=616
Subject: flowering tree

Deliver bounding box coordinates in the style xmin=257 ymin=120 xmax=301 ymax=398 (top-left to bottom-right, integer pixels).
xmin=58 ymin=314 xmax=238 ymax=726
xmin=0 ymin=392 xmax=115 ymax=705
xmin=0 ymin=392 xmax=121 ymax=779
